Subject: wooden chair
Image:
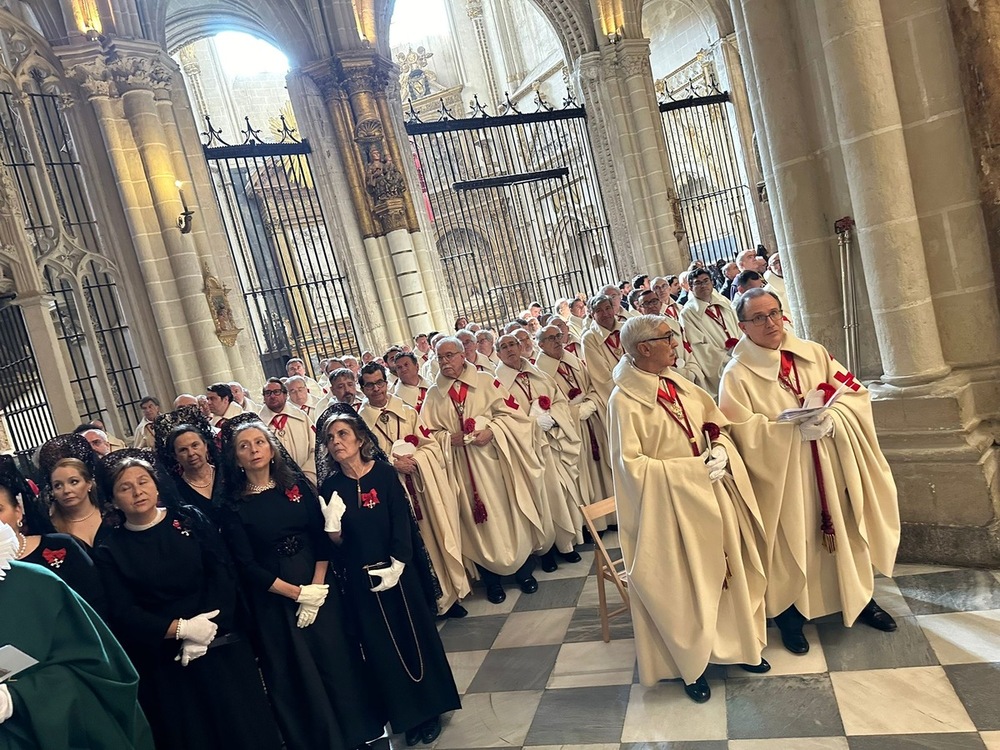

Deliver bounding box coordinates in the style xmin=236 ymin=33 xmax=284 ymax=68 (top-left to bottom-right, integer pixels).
xmin=579 ymin=496 xmax=630 ymax=643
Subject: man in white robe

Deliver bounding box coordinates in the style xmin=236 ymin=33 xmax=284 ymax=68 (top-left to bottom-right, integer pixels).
xmin=391 ymin=352 xmax=433 ymax=413
xmin=421 ymin=337 xmax=544 ymax=604
xmin=357 ymin=363 xmax=470 ymax=618
xmin=286 ymin=375 xmax=320 ymax=423
xmin=457 ymin=329 xmax=494 ymax=372
xmin=536 ymin=325 xmax=614 ymax=520
xmin=285 ymin=357 xmax=325 ymax=401
xmin=680 ymin=268 xmax=741 ymax=398
xmin=580 ymin=294 xmax=624 ymax=410
xmin=609 ymin=315 xmax=769 ymax=702
xmin=131 ymin=396 xmax=161 ymax=449
xmin=764 ymin=252 xmax=796 ymax=333
xmin=568 ymin=298 xmax=588 ymax=339
xmin=476 ymin=329 xmax=500 ymax=367
xmin=205 ymin=383 xmax=243 ymax=428
xmin=495 ymin=334 xmax=584 ymax=571
xmin=635 ymin=288 xmax=708 ymax=389
xmin=259 ymin=377 xmax=317 ymax=485
xmin=229 ymin=381 xmax=260 ymax=415
xmin=719 ymin=288 xmax=900 ymax=654
xmin=327 ymin=368 xmax=359 ymax=406
xmin=551 ymin=317 xmax=583 ymax=360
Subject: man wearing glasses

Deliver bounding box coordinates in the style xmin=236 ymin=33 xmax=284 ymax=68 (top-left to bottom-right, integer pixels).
xmin=635 ymin=289 xmax=707 ymax=390
xmin=258 ymin=376 xmax=317 ymax=484
xmin=356 ymin=363 xmax=470 ymax=619
xmin=719 ymin=288 xmax=899 ymax=655
xmin=581 ymin=294 xmax=625 ymax=411
xmin=608 ymin=315 xmax=769 ymax=703
xmin=420 ymin=337 xmax=543 ymax=604
xmin=680 ymin=267 xmax=742 ymax=397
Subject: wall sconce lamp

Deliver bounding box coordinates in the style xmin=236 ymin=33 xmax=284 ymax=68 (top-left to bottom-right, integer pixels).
xmin=176 ymin=180 xmax=194 ymax=234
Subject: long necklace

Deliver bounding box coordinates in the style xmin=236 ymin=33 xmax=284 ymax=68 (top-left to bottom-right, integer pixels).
xmin=67 ymin=508 xmax=97 ymax=524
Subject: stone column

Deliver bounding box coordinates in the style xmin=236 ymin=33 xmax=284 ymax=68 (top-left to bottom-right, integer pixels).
xmin=816 ymin=0 xmax=949 ymax=386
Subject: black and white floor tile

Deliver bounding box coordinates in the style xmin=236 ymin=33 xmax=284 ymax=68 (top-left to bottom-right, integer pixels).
xmin=373 ymin=533 xmax=1000 ymax=749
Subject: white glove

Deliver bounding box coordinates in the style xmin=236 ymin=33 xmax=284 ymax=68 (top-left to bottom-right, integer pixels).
xmin=369 ymin=557 xmax=405 ymax=593
xmin=319 ymin=492 xmax=348 ymax=533
xmin=703 ymin=445 xmax=728 ymax=482
xmin=296 ymin=583 xmax=329 ymax=607
xmin=296 ymin=602 xmax=320 ymax=628
xmin=578 ymin=400 xmax=598 ymax=420
xmin=536 ymin=412 xmax=556 ymax=432
xmin=176 ymin=609 xmax=219 ymax=647
xmin=175 ymin=641 xmax=209 ymax=667
xmin=799 ymin=413 xmax=834 ymax=442
xmin=0 ymin=684 xmax=11 ymax=724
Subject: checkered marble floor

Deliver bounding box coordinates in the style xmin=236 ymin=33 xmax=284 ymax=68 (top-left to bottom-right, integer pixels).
xmin=371 ymin=533 xmax=1000 ymax=750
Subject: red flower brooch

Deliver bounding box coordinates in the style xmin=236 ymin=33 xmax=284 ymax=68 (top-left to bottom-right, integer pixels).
xmin=404 ymin=434 xmax=419 ymax=446
xmin=702 ymin=422 xmax=721 ymax=442
xmin=42 ymin=548 xmax=66 ymax=569
xmin=725 ymin=337 xmax=740 ymax=350
xmin=567 ymin=387 xmax=582 ymax=401
xmin=172 ymin=519 xmax=192 ymax=536
xmin=463 ymin=418 xmax=477 ymax=435
xmin=361 ymin=489 xmax=380 ymax=509
xmin=286 ymin=486 xmax=302 ymax=503
xmin=537 ymin=395 xmax=552 ymax=410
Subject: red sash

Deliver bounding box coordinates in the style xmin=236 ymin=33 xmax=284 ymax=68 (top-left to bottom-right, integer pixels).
xmin=514 ymin=371 xmax=534 ymax=404
xmin=705 ymin=304 xmax=732 ymax=337
xmin=604 ymin=330 xmax=622 ymax=355
xmin=415 ymin=387 xmax=427 ymax=413
xmin=447 ymin=381 xmax=487 ymax=524
xmin=780 ymin=351 xmax=836 ymax=552
xmin=269 ymin=414 xmax=289 ymax=432
xmin=655 ymin=378 xmax=699 ymax=457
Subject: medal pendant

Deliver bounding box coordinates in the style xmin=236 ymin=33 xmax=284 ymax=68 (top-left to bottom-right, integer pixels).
xmin=379 ymin=412 xmax=390 ymax=424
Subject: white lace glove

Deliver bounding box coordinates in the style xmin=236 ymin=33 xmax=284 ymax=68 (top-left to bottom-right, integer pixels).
xmin=536 ymin=412 xmax=556 ymax=432
xmin=176 ymin=609 xmax=219 ymax=647
xmin=296 ymin=583 xmax=329 ymax=607
xmin=578 ymin=400 xmax=598 ymax=420
xmin=319 ymin=492 xmax=348 ymax=533
xmin=369 ymin=557 xmax=405 ymax=593
xmin=175 ymin=641 xmax=209 ymax=667
xmin=799 ymin=412 xmax=834 ymax=442
xmin=703 ymin=445 xmax=729 ymax=482
xmin=0 ymin=684 xmax=12 ymax=724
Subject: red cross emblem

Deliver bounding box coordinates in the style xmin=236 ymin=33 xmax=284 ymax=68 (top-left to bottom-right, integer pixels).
xmin=504 ymin=394 xmax=520 ymax=410
xmin=834 ymin=370 xmax=861 ymax=392
xmin=419 ymin=425 xmax=432 ymax=438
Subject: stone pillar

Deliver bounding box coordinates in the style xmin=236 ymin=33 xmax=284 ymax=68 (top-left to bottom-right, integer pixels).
xmin=816 ymin=0 xmax=949 ymax=386
xmin=882 ymin=0 xmax=1000 ymax=370
xmin=946 ymin=0 xmax=1000 ymax=296
xmin=301 ymin=50 xmax=441 ymax=341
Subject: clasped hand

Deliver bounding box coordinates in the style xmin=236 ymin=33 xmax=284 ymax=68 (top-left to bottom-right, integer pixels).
xmin=295 ymin=583 xmax=329 ymax=629
xmin=799 ymin=413 xmax=834 ymax=442
xmin=702 ymin=445 xmax=728 ymax=482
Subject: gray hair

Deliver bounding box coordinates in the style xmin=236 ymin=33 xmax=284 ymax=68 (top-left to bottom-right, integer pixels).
xmin=329 ymin=367 xmax=355 ymax=384
xmin=435 ymin=335 xmax=463 ymax=353
xmin=735 ymin=287 xmax=782 ymax=321
xmin=620 ymin=315 xmax=668 ymax=360
xmin=455 ymin=328 xmax=476 ymax=343
xmin=476 ymin=329 xmax=495 ymax=343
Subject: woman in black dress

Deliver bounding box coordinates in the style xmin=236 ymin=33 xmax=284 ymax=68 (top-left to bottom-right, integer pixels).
xmin=317 ymin=406 xmax=461 ymax=747
xmin=37 ymin=433 xmax=115 ymax=548
xmin=0 ymin=454 xmax=106 ymax=615
xmin=92 ymin=449 xmax=283 ymax=750
xmin=151 ymin=405 xmax=220 ymax=513
xmin=216 ymin=413 xmax=385 ymax=750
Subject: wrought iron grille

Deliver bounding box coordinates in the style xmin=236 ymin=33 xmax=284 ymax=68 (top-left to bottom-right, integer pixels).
xmin=0 ymin=300 xmax=57 ymax=460
xmin=0 ymin=87 xmax=146 ymax=433
xmin=405 ymin=93 xmax=617 ymax=326
xmin=202 ymin=115 xmax=358 ymax=379
xmin=659 ymin=88 xmax=757 ymax=266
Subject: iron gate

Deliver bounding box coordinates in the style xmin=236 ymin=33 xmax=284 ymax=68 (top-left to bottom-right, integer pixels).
xmin=202 ymin=116 xmax=358 ymax=379
xmin=659 ymin=87 xmax=756 ymax=266
xmin=1 ymin=85 xmax=147 ymax=436
xmin=0 ymin=300 xmax=57 ymax=461
xmin=406 ymin=94 xmax=617 ymax=326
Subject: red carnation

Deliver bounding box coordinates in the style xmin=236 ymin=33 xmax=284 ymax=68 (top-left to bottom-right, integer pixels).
xmin=725 ymin=337 xmax=739 ymax=350
xmin=567 ymin=387 xmax=582 ymax=400
xmin=286 ymin=486 xmax=302 ymax=503
xmin=537 ymin=395 xmax=552 ymax=411
xmin=404 ymin=434 xmax=419 ymax=446
xmin=463 ymin=418 xmax=477 ymax=434
xmin=702 ymin=422 xmax=721 ymax=442
xmin=817 ymin=382 xmax=838 ymax=404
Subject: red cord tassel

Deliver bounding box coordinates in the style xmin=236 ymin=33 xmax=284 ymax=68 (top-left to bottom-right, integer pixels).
xmin=404 ymin=475 xmax=423 ymax=521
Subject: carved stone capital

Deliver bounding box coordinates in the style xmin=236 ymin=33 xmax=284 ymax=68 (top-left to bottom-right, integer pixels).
xmin=67 ymin=58 xmax=113 ymax=99
xmin=615 ymin=42 xmax=652 ymax=79
xmin=373 ymin=198 xmax=408 ymax=234
xmin=467 ymin=0 xmax=484 ymax=19
xmin=107 ymin=55 xmax=172 ymax=93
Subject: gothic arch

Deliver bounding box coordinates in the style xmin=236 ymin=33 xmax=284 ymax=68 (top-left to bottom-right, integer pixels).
xmin=638 ymin=0 xmax=733 ymax=39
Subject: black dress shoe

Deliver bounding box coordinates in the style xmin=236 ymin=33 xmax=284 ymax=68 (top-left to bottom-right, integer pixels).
xmin=780 ymin=628 xmax=810 ymax=654
xmin=539 ymin=551 xmax=559 ymax=573
xmin=739 ymin=658 xmax=771 ymax=673
xmin=405 ymin=727 xmax=421 ymax=746
xmin=443 ymin=602 xmax=468 ymax=618
xmin=683 ymin=674 xmax=711 ymax=703
xmin=558 ymin=550 xmax=582 ymax=563
xmin=486 ymin=584 xmax=506 ymax=604
xmin=858 ymin=599 xmax=897 ymax=632
xmin=518 ymin=576 xmax=539 ymax=594
xmin=421 ymin=717 xmax=442 ymax=744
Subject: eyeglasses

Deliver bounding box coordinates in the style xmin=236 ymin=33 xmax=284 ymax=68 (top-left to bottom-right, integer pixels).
xmin=263 ymin=389 xmax=284 ymax=396
xmin=641 ymin=333 xmax=675 ymax=344
xmin=361 ymin=380 xmax=387 ymax=390
xmin=540 ymin=334 xmax=563 ymax=342
xmin=691 ymin=279 xmax=713 ymax=288
xmin=438 ymin=351 xmax=465 ymax=361
xmin=740 ymin=309 xmax=784 ymax=327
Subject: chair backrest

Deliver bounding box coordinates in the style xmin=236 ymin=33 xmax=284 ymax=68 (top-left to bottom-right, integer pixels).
xmin=579 ymin=496 xmax=621 ymax=577
xmin=580 ymin=496 xmax=617 ymax=524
